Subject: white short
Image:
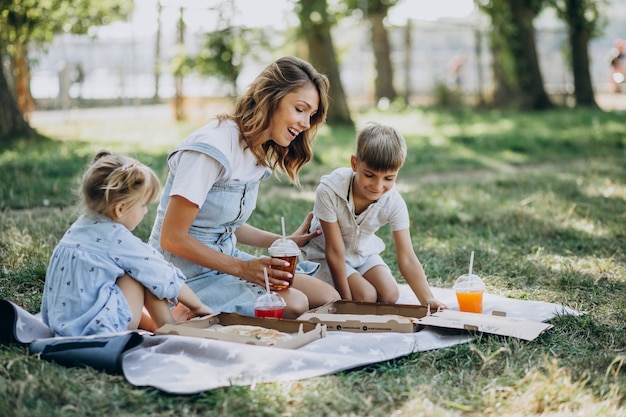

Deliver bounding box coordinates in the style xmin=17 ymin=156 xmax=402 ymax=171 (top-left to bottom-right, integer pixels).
xmin=313 ymin=254 xmax=390 ymax=286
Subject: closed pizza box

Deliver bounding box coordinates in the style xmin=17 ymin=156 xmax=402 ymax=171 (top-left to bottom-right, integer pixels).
xmin=299 ymin=300 xmax=552 ymax=341
xmin=155 ymin=312 xmax=326 ymax=349
xmin=298 ymin=300 xmax=430 ymax=333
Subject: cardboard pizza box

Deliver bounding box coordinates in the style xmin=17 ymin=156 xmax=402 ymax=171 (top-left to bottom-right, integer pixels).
xmin=155 ymin=312 xmax=326 ymax=349
xmin=298 ymin=300 xmax=430 ymax=333
xmin=416 ymin=309 xmax=553 ymax=341
xmin=299 ymin=300 xmax=553 ymax=341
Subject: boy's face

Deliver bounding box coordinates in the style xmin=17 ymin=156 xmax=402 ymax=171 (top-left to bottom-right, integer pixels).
xmin=350 ymin=155 xmax=399 ymax=202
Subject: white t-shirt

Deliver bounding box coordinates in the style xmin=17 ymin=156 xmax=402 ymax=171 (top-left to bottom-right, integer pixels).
xmin=167 ymin=120 xmax=264 ymax=208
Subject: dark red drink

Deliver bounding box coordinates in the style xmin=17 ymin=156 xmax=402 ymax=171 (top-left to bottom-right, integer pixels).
xmin=254 ymin=306 xmax=285 ymax=319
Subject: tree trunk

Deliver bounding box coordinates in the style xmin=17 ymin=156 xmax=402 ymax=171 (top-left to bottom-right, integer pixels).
xmin=480 ymin=1 xmax=519 ymax=107
xmin=153 ymin=0 xmax=163 ymax=102
xmin=174 ymin=7 xmax=185 ymax=120
xmin=297 ymin=0 xmax=353 ymax=126
xmin=563 ymin=0 xmax=598 ymax=107
xmin=570 ymin=28 xmax=597 ymax=107
xmin=509 ymin=0 xmax=553 ymax=110
xmin=368 ymin=11 xmax=397 ymax=102
xmin=0 ymin=51 xmax=36 ymax=140
xmin=489 ymin=21 xmax=518 ymax=107
xmin=12 ymin=43 xmax=35 ymax=120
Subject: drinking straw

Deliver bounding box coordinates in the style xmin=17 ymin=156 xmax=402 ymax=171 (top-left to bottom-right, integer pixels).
xmin=468 ymin=251 xmax=475 ymax=275
xmin=263 ymin=267 xmax=271 ymax=294
xmin=281 ymin=216 xmax=286 ymax=240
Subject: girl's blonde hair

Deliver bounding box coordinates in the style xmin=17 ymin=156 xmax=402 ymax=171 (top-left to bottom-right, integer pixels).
xmin=81 ymin=151 xmax=161 ymax=218
xmin=220 ymin=56 xmax=330 ymax=186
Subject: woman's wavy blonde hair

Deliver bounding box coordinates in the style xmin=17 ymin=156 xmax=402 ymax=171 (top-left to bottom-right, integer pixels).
xmin=219 ymin=56 xmax=330 ymax=186
xmin=81 ymin=151 xmax=161 ymax=219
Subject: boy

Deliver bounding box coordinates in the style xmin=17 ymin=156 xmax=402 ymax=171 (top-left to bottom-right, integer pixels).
xmin=301 ymin=123 xmax=446 ymax=309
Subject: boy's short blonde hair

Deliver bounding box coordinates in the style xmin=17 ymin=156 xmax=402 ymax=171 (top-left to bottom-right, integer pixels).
xmin=355 ymin=123 xmax=407 ymax=172
xmin=81 ymin=151 xmax=161 ymax=218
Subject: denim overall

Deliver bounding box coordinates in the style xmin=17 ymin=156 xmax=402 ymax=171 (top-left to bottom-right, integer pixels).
xmin=149 ymin=141 xmax=271 ymax=316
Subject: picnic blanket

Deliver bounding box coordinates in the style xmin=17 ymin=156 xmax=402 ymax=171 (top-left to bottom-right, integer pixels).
xmin=0 ymin=286 xmax=576 ymax=394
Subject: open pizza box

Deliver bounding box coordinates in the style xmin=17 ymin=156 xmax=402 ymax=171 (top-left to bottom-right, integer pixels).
xmin=298 ymin=300 xmax=553 ymax=341
xmin=298 ymin=300 xmax=429 ymax=333
xmin=155 ymin=312 xmax=326 ymax=349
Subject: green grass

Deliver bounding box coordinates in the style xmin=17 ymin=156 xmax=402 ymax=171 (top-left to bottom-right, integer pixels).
xmin=1 ymin=104 xmax=625 ymax=416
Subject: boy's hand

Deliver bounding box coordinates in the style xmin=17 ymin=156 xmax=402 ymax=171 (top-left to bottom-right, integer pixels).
xmin=288 ymin=212 xmax=322 ymax=247
xmin=423 ymin=298 xmax=448 ymax=311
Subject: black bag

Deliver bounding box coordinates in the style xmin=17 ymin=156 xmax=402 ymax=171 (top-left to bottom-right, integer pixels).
xmin=28 ymin=332 xmax=144 ymax=374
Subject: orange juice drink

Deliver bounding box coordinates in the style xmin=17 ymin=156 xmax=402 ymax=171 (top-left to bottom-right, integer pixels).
xmin=455 ymin=290 xmax=483 ymax=313
xmin=453 ymin=273 xmax=485 ymax=314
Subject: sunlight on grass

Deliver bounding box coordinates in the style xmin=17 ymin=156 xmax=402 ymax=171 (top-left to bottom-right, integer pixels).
xmin=484 ymin=360 xmax=626 ymax=416
xmin=3 ymin=106 xmax=625 ymax=417
xmin=537 ymin=254 xmax=622 ymax=279
xmin=29 ymin=105 xmax=204 ymax=154
xmin=582 ymin=177 xmax=626 ymax=200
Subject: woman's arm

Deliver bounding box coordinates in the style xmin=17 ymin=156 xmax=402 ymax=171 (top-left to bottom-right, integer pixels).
xmin=234 ymin=223 xmax=281 ymax=248
xmin=393 ymin=228 xmax=447 ymax=309
xmin=160 ymin=195 xmax=279 ymax=287
xmin=320 ymin=219 xmax=351 ymax=300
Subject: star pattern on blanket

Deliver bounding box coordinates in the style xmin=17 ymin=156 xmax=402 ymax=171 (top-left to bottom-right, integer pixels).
xmin=337 ymin=344 xmax=353 ymax=354
xmin=288 ymin=358 xmax=306 ymax=371
xmin=368 ymin=348 xmax=383 ymax=356
xmin=16 ymin=317 xmax=25 ymax=333
xmin=226 ymin=348 xmax=241 ymax=360
xmin=323 ymin=356 xmax=342 ymax=368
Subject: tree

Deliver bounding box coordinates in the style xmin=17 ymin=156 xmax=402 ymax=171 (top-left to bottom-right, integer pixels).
xmin=477 ymin=0 xmax=553 ymax=110
xmin=345 ymin=0 xmax=399 ymax=103
xmin=0 ymin=49 xmax=34 ymax=138
xmin=550 ymin=0 xmax=604 ymax=107
xmin=480 ymin=1 xmax=518 ymax=106
xmin=296 ymin=0 xmax=354 ymax=126
xmin=171 ymin=1 xmax=271 ymax=100
xmin=0 ymin=0 xmax=133 ymax=140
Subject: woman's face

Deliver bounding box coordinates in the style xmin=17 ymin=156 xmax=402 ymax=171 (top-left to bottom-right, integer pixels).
xmin=266 ymin=85 xmax=320 ymax=147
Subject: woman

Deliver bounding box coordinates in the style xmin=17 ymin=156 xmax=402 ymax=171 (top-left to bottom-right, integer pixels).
xmin=149 ymin=56 xmax=340 ymax=318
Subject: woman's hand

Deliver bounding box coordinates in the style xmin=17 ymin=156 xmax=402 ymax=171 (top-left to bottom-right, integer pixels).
xmin=287 ymin=211 xmax=322 ymax=247
xmin=239 ymin=256 xmax=293 ymax=289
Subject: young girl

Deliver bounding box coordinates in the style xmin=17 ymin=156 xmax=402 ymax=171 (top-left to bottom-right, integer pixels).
xmin=41 ymin=151 xmax=212 ymax=337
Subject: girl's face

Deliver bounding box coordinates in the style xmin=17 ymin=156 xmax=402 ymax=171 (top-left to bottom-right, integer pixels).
xmin=350 ymin=156 xmax=399 ymax=203
xmin=116 ymin=200 xmax=149 ymax=231
xmin=266 ymin=85 xmax=319 ymax=147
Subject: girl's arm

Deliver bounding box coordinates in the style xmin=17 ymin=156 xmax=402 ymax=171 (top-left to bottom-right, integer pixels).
xmin=320 ymin=219 xmax=351 ymax=300
xmin=176 ymin=284 xmax=213 ymax=318
xmin=393 ymin=228 xmax=447 ymax=310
